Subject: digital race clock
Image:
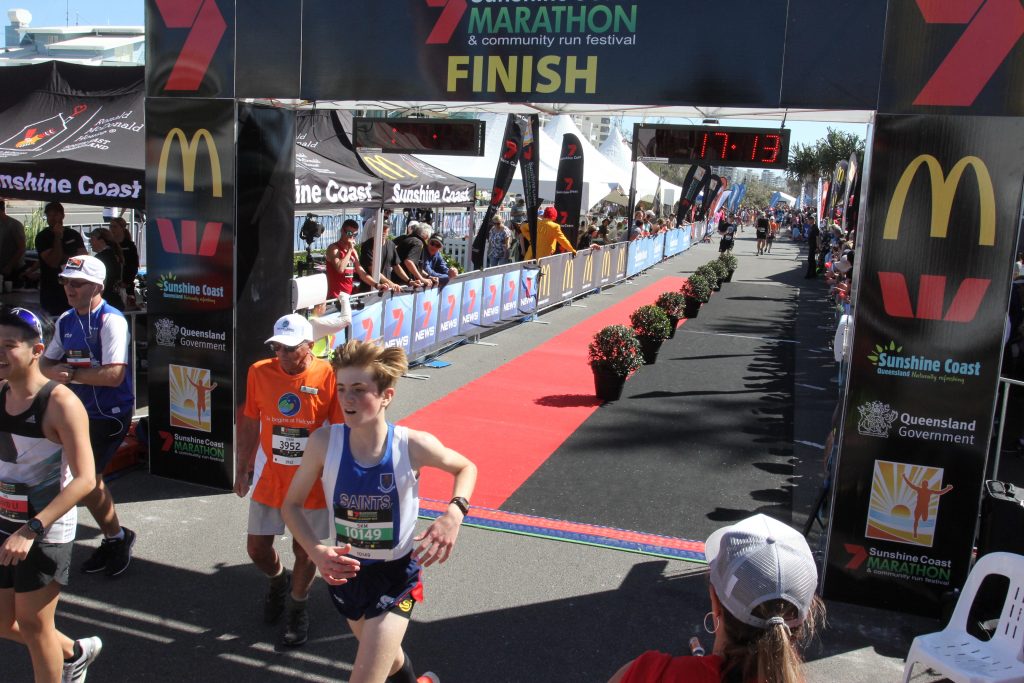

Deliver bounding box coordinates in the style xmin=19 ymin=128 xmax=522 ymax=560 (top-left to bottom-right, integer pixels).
xmin=353 ymin=117 xmax=486 ymax=156
xmin=632 ymin=123 xmax=791 ymax=170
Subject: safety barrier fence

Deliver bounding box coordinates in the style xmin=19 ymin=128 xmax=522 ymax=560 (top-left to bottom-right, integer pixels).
xmin=317 ymin=224 xmax=701 ymax=364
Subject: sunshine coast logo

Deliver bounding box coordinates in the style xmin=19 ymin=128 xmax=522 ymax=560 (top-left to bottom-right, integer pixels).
xmin=867 ymin=340 xmax=981 ymax=384
xmin=155 ymin=273 xmax=226 ymax=305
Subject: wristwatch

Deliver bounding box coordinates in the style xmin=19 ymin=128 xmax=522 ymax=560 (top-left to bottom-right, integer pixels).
xmin=449 ymin=496 xmax=470 ymax=516
xmin=26 ymin=518 xmax=45 ymax=538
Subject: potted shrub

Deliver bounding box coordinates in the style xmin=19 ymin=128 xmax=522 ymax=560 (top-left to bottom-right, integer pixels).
xmin=655 ymin=291 xmax=687 ymax=338
xmin=588 ymin=325 xmax=644 ymax=401
xmin=709 ymin=258 xmax=730 ymax=285
xmin=629 ymin=305 xmax=673 ymax=364
xmin=695 ymin=263 xmax=721 ymax=291
xmin=719 ymin=252 xmax=738 ymax=282
xmin=681 ymin=273 xmax=712 ymax=317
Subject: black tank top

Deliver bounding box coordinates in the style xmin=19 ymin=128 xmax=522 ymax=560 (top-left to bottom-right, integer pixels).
xmin=0 ymin=381 xmax=58 ymax=443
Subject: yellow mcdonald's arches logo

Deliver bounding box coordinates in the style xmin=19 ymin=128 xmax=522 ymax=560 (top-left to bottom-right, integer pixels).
xmin=562 ymin=256 xmax=575 ymax=290
xmin=538 ymin=263 xmax=552 ymax=298
xmin=582 ymin=252 xmax=593 ymax=282
xmin=157 ymin=128 xmax=223 ymax=197
xmin=601 ymin=250 xmax=612 ymax=278
xmin=616 ymin=247 xmax=626 ymax=272
xmin=884 ymin=155 xmax=995 ymax=246
xmin=362 ymin=154 xmax=418 ymax=181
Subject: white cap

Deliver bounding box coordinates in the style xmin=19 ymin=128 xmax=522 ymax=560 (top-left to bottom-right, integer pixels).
xmin=59 ymin=255 xmax=105 ymax=286
xmin=705 ymin=514 xmax=818 ymax=629
xmin=265 ymin=313 xmax=314 ymax=346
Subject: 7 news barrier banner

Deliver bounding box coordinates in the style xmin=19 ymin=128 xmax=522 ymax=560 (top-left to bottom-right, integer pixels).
xmin=144 ymin=98 xmax=237 ymax=489
xmin=823 ymin=115 xmax=1024 ymax=617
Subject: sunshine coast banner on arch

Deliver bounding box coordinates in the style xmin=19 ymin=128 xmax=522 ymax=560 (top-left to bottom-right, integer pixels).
xmin=823 ymin=114 xmax=1024 ymax=618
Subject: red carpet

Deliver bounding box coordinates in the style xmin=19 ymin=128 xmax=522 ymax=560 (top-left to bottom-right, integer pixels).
xmin=404 ymin=276 xmax=687 ymax=508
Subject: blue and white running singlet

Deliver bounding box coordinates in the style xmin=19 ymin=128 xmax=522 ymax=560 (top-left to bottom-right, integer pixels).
xmin=320 ymin=424 xmax=419 ymax=563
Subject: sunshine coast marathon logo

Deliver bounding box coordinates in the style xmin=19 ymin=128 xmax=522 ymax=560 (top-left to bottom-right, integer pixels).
xmin=867 ymin=340 xmax=981 ymax=384
xmin=432 ymin=0 xmax=639 ymax=96
xmin=154 ymin=317 xmax=227 ymax=352
xmin=857 ymin=400 xmax=977 ymax=446
xmin=155 ymin=273 xmax=226 ymax=306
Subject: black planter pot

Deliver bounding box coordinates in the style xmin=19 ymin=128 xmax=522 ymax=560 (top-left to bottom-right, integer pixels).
xmin=724 ymin=269 xmax=734 ymax=283
xmin=637 ymin=335 xmax=663 ymax=364
xmin=592 ymin=366 xmax=626 ymax=401
xmin=666 ymin=315 xmax=679 ymax=338
xmin=712 ymin=279 xmax=722 ymax=291
xmin=684 ymin=297 xmax=701 ymax=318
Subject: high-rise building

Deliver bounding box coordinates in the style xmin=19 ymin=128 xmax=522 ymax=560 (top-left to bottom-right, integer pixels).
xmin=0 ymin=9 xmax=143 ymax=66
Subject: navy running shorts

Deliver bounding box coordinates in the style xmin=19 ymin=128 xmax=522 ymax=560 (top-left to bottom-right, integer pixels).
xmin=327 ymin=552 xmax=422 ymax=622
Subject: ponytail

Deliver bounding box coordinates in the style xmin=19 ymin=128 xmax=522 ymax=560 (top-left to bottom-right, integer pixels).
xmin=719 ymin=597 xmax=824 ymax=683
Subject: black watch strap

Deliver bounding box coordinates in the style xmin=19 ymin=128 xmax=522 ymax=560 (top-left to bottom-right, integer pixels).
xmin=27 ymin=518 xmax=45 ymax=537
xmin=449 ymin=496 xmax=470 ymax=516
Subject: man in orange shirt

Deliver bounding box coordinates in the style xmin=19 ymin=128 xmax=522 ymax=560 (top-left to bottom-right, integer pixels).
xmin=235 ymin=314 xmax=344 ymax=647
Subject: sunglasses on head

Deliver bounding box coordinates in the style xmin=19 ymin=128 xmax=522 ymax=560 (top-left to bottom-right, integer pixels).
xmin=10 ymin=307 xmax=43 ymax=340
xmin=268 ymin=341 xmax=304 ymax=353
xmin=58 ymin=277 xmax=93 ymax=289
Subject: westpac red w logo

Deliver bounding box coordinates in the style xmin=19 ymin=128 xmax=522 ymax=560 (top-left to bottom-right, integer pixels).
xmin=153 ymin=0 xmax=228 ymax=91
xmin=156 ymin=218 xmax=223 ymax=257
xmin=913 ymin=0 xmax=1024 ymax=107
xmin=878 ymin=155 xmax=995 ymax=323
xmin=425 ymin=0 xmax=468 ymax=44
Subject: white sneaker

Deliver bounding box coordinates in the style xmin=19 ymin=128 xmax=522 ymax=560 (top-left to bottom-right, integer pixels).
xmin=62 ymin=636 xmax=103 ymax=683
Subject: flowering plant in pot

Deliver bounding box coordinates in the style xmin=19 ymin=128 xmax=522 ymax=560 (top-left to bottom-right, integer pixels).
xmin=588 ymin=325 xmax=644 ymax=401
xmin=655 ymin=291 xmax=687 ymax=338
xmin=629 ymin=305 xmax=672 ymax=364
xmin=709 ymin=258 xmax=730 ymax=284
xmin=719 ymin=252 xmax=738 ymax=281
xmin=695 ymin=263 xmax=721 ymax=290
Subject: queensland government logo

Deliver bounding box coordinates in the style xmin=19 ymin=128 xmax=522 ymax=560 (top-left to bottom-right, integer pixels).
xmin=154 ymin=318 xmax=180 ymax=347
xmin=857 ymin=401 xmax=977 ymax=446
xmin=867 ymin=340 xmax=980 ymax=384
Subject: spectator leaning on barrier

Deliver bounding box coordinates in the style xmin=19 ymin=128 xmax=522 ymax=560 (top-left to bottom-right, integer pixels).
xmin=234 ymin=314 xmax=345 ymax=647
xmin=394 ymin=222 xmax=434 ymax=287
xmin=608 ymin=514 xmax=823 ymax=683
xmin=41 ymin=255 xmax=137 ymax=578
xmin=423 ymin=234 xmax=458 ymax=288
xmin=0 ymin=200 xmax=25 ymax=285
xmin=358 ymin=220 xmax=409 ymax=292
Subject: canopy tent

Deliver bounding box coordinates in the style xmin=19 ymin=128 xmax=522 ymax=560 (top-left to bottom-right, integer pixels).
xmin=0 ymin=62 xmax=145 ymax=208
xmin=598 ymin=127 xmax=683 ymax=208
xmin=770 ymin=191 xmax=797 ymax=207
xmin=329 ymin=111 xmax=475 ymax=208
xmin=294 ymin=110 xmax=383 ymax=211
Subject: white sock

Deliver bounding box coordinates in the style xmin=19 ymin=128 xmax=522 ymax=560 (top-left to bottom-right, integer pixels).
xmin=105 ymin=529 xmax=125 ymax=541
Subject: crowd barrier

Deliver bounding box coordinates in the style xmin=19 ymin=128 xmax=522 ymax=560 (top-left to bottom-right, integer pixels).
xmin=321 ymin=224 xmax=699 ymax=364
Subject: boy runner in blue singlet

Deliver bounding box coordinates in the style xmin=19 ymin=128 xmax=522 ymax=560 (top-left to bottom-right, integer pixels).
xmin=0 ymin=306 xmax=103 ymax=682
xmin=282 ymin=340 xmax=477 ymax=683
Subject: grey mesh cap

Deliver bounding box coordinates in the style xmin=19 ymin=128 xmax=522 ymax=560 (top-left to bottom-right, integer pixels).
xmin=705 ymin=514 xmax=818 ymax=629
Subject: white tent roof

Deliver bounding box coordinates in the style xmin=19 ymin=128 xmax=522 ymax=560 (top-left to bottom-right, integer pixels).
xmin=598 ymin=127 xmax=683 ymax=203
xmin=414 ymin=113 xmax=618 ymax=211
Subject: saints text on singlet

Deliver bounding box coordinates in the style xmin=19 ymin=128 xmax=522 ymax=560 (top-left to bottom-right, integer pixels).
xmin=321 ymin=423 xmax=419 ymax=563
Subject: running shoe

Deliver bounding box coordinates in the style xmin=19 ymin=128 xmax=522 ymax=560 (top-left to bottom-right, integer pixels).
xmin=264 ymin=569 xmax=290 ymax=624
xmin=104 ymin=527 xmax=136 ymax=576
xmin=417 ymin=673 xmax=440 ymax=683
xmin=61 ymin=636 xmax=102 ymax=683
xmin=281 ymin=596 xmax=309 ymax=646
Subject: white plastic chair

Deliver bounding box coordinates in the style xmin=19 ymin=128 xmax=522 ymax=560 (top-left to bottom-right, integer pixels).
xmin=902 ymin=551 xmax=1024 ymax=683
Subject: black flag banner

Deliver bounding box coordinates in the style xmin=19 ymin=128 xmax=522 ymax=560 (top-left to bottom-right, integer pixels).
xmin=518 ymin=114 xmax=541 ymax=261
xmin=677 ymin=164 xmax=709 ymax=225
xmin=554 ymin=133 xmax=585 ymax=248
xmin=696 ymin=174 xmax=721 ymax=222
xmin=472 ymin=114 xmax=523 ymax=269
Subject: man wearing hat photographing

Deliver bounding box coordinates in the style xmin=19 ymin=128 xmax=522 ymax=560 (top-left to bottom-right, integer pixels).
xmin=40 ymin=255 xmax=137 ymax=579
xmin=235 ymin=314 xmax=344 ymax=646
xmin=609 ymin=514 xmax=823 ymax=682
xmin=422 ymin=235 xmax=458 ymax=289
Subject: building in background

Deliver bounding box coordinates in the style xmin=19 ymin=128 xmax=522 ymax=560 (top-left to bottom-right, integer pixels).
xmin=1 ymin=8 xmax=143 ymax=66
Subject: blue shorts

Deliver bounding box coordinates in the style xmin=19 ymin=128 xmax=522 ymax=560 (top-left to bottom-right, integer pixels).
xmin=327 ymin=552 xmax=422 ymax=622
xmin=89 ymin=415 xmax=131 ymax=473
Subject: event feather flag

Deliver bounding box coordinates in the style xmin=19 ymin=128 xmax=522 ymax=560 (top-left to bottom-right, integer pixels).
xmin=517 ymin=114 xmax=541 ymax=261
xmin=554 ymin=133 xmax=584 ymax=247
xmin=471 ymin=114 xmax=522 ymax=270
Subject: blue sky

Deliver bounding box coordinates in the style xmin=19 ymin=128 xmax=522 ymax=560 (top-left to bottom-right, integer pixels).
xmin=12 ymin=1 xmax=142 ymax=27
xmin=13 ymin=1 xmax=867 ymax=150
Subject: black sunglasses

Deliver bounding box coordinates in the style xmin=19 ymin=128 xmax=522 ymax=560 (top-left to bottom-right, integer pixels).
xmin=268 ymin=341 xmax=304 ymax=353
